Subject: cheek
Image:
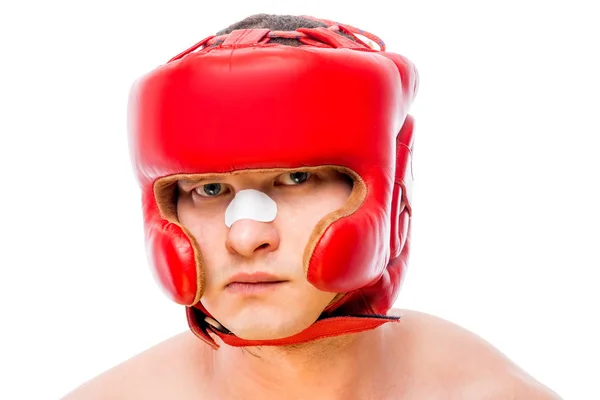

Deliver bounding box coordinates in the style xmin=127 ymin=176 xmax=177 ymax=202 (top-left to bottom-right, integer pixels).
xmin=177 ymin=199 xmax=226 ymax=257
xmin=279 ymin=189 xmax=350 ymax=247
xmin=303 ymin=183 xmax=352 ymax=220
xmin=330 ymin=182 xmax=353 ymax=209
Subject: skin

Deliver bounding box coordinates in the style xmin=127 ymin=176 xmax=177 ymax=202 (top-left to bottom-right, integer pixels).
xmin=176 ymin=168 xmax=348 ymax=341
xmin=62 ymin=168 xmax=562 ymax=399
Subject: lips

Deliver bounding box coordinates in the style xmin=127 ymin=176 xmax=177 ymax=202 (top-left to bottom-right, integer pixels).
xmin=226 ymin=281 xmax=286 ymax=295
xmin=226 ymin=271 xmax=287 ymax=287
xmin=225 ymin=272 xmax=288 ymax=295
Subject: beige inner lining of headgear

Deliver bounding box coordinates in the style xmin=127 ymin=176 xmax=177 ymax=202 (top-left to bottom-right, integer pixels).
xmin=153 ymin=166 xmax=367 ymax=309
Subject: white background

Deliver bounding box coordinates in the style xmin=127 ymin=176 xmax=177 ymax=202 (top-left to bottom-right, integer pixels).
xmin=1 ymin=1 xmax=598 ymax=399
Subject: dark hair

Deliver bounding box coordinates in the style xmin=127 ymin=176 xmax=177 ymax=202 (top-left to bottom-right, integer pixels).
xmin=216 ymin=13 xmax=356 ymax=47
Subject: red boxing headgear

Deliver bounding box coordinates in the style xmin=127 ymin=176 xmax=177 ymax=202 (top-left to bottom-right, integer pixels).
xmin=127 ymin=17 xmax=418 ymax=349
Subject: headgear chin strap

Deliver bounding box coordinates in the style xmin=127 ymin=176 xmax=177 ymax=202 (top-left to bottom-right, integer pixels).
xmin=128 ymin=16 xmax=418 ymax=349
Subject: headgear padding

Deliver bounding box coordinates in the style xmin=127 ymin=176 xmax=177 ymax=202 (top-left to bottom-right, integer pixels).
xmin=128 ymin=17 xmax=418 ymax=348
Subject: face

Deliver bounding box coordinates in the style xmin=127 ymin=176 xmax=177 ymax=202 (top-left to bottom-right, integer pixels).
xmin=176 ymin=168 xmax=352 ymax=340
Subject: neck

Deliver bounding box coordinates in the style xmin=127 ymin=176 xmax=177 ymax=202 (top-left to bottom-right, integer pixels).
xmin=210 ymin=327 xmax=389 ymax=400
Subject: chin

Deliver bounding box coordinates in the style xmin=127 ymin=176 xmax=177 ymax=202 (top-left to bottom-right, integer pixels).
xmin=232 ymin=320 xmax=311 ymax=341
xmin=220 ymin=305 xmax=323 ymax=341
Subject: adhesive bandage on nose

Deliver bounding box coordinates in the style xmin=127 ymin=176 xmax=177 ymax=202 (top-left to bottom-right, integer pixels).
xmin=224 ymin=189 xmax=278 ymax=227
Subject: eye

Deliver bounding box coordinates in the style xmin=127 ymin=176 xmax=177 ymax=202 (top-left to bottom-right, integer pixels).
xmin=194 ymin=183 xmax=224 ymax=197
xmin=278 ymin=171 xmax=311 ymax=185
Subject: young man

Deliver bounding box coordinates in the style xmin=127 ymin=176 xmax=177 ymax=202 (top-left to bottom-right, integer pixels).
xmin=62 ymin=14 xmax=561 ymax=399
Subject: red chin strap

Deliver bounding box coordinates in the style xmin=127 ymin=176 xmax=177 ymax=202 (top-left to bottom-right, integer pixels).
xmin=186 ymin=301 xmax=400 ymax=350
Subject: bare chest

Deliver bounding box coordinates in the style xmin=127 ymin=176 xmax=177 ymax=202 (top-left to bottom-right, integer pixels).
xmin=197 ymin=384 xmax=471 ymax=400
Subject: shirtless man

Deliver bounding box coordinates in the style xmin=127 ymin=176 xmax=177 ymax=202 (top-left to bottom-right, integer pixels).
xmin=62 ymin=14 xmax=561 ymax=399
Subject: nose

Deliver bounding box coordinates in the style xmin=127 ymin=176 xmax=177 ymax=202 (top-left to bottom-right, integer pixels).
xmin=225 ymin=219 xmax=280 ymax=257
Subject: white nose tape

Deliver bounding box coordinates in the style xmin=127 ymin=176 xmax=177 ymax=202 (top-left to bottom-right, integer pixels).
xmin=225 ymin=189 xmax=278 ymax=228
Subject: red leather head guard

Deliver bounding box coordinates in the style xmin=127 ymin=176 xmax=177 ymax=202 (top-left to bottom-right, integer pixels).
xmin=127 ymin=17 xmax=418 ymax=349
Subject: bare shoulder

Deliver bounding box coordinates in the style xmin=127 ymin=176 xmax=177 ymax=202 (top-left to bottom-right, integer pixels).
xmin=387 ymin=309 xmax=562 ymax=399
xmin=61 ymin=331 xmax=211 ymax=400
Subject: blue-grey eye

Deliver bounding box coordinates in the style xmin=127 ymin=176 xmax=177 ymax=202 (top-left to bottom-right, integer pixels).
xmin=198 ymin=183 xmax=222 ymax=197
xmin=288 ymin=172 xmax=310 ymax=184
